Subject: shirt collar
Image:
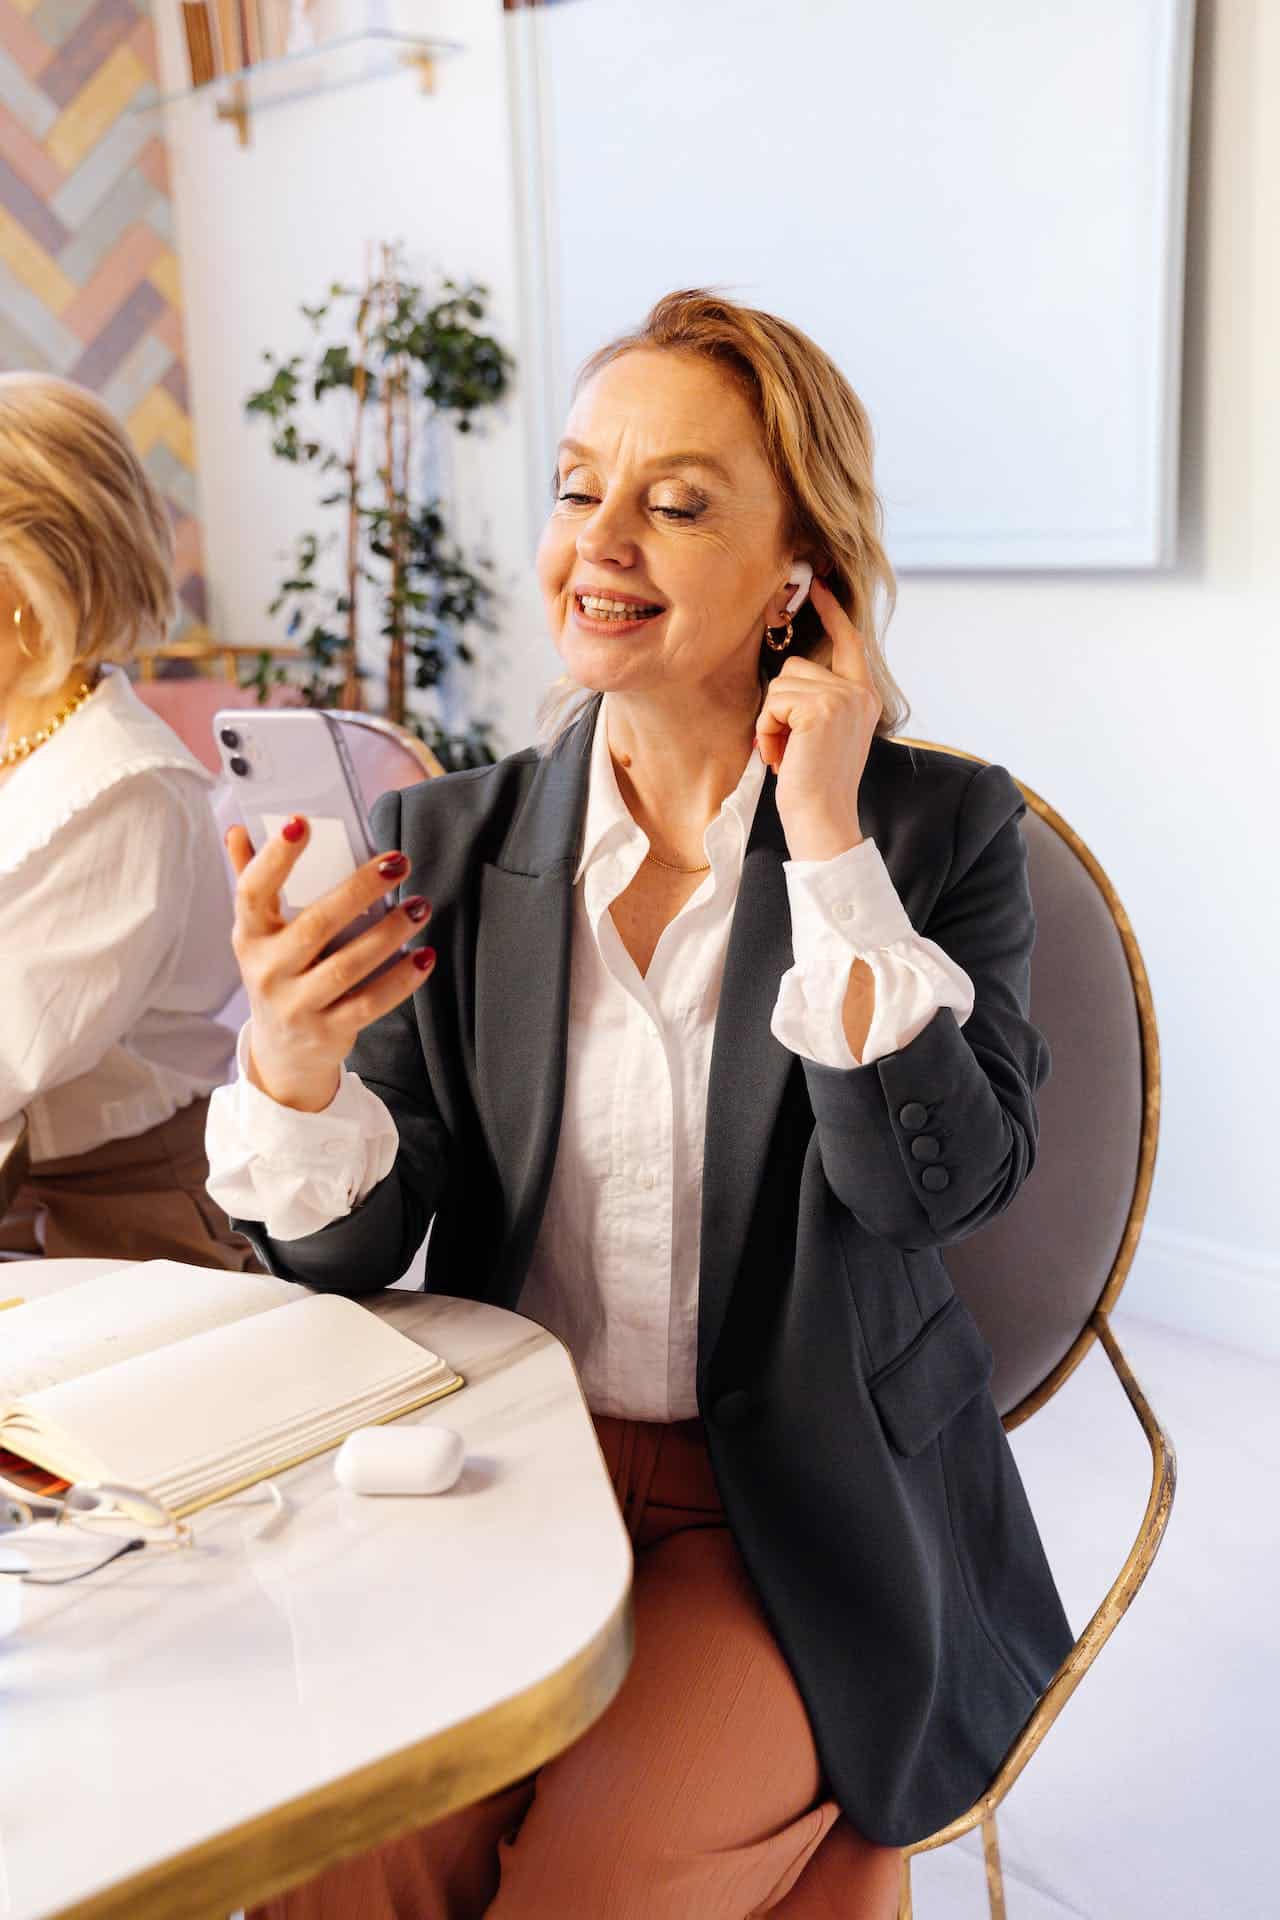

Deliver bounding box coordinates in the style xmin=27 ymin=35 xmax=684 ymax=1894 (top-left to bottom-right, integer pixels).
xmin=573 ymin=694 xmax=767 ymax=887
xmin=0 ymin=665 xmax=213 ymax=876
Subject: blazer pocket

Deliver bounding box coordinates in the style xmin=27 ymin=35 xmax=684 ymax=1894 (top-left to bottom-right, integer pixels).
xmin=867 ymin=1295 xmax=994 ymax=1458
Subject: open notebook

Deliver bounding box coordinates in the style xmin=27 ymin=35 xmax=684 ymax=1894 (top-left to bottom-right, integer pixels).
xmin=0 ymin=1264 xmax=463 ymax=1516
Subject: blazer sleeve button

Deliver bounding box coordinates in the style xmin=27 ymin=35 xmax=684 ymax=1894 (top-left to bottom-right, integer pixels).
xmin=909 ymin=1135 xmax=941 ymax=1162
xmin=711 ymin=1390 xmax=754 ymax=1430
xmin=920 ymin=1165 xmax=951 ymax=1192
xmin=898 ymin=1101 xmax=929 ymax=1131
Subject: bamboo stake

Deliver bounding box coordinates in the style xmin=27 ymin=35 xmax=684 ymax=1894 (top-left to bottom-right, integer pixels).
xmin=341 ymin=252 xmax=373 ymax=712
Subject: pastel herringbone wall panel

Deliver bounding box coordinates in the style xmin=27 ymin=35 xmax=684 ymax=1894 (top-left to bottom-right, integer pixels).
xmin=0 ymin=0 xmax=206 ymax=627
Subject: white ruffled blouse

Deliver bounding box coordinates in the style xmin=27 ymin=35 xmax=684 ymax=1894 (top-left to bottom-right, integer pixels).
xmin=0 ymin=666 xmax=239 ymax=1164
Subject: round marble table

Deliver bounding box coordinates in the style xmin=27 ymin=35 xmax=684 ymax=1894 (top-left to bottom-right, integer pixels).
xmin=0 ymin=1260 xmax=634 ymax=1920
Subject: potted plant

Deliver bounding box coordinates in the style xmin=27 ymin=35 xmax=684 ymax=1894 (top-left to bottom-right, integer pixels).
xmin=245 ymin=242 xmax=513 ymax=768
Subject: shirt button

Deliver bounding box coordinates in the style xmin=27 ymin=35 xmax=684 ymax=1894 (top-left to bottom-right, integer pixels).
xmin=638 ymin=1169 xmax=657 ymax=1191
xmin=898 ymin=1102 xmax=929 ymax=1131
xmin=909 ymin=1135 xmax=941 ymax=1162
xmin=834 ymin=902 xmax=856 ymax=923
xmin=920 ymin=1165 xmax=951 ymax=1192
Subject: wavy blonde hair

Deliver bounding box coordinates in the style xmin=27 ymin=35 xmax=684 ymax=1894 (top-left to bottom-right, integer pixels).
xmin=539 ymin=287 xmax=908 ymax=745
xmin=0 ymin=373 xmax=176 ymax=697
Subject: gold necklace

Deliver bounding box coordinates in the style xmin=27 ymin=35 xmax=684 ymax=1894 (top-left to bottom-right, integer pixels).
xmin=644 ymin=847 xmax=711 ymax=875
xmin=1 ymin=680 xmax=96 ymax=768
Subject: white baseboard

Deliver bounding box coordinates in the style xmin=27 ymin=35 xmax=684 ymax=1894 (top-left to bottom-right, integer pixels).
xmin=1119 ymin=1227 xmax=1280 ymax=1358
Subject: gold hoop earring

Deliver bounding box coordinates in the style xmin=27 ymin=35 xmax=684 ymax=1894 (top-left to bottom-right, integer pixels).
xmin=764 ymin=616 xmax=794 ymax=653
xmin=14 ymin=604 xmax=37 ymax=662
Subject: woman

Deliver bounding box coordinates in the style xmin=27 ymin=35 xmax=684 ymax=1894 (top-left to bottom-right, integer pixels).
xmin=0 ymin=373 xmax=255 ymax=1270
xmin=207 ymin=291 xmax=1073 ymax=1916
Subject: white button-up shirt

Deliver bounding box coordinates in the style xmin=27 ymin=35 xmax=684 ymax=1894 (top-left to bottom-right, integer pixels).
xmin=0 ymin=667 xmax=239 ymax=1163
xmin=207 ymin=702 xmax=975 ymax=1420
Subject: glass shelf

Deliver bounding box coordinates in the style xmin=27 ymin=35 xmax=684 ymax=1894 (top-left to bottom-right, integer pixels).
xmin=134 ymin=30 xmax=464 ymax=144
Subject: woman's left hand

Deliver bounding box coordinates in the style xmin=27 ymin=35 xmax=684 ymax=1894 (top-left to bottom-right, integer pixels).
xmin=755 ymin=577 xmax=883 ymax=861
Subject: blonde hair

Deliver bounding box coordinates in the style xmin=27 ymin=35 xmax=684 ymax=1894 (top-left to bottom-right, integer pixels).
xmin=0 ymin=373 xmax=176 ymax=696
xmin=539 ymin=287 xmax=908 ymax=744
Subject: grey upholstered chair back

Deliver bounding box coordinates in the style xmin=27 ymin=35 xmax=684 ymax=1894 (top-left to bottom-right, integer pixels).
xmin=904 ymin=746 xmax=1157 ymax=1422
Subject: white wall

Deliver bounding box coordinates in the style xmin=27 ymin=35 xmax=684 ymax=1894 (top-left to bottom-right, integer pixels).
xmin=888 ymin=0 xmax=1280 ymax=1352
xmin=154 ymin=0 xmax=557 ymax=752
xmin=163 ymin=1 xmax=1277 ymax=1354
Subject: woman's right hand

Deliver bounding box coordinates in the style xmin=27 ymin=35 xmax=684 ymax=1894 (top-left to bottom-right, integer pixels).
xmin=226 ymin=816 xmax=435 ymax=1114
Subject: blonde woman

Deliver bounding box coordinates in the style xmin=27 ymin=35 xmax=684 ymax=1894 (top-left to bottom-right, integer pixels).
xmin=209 ymin=292 xmax=1072 ymax=1917
xmin=0 ymin=374 xmax=255 ymax=1270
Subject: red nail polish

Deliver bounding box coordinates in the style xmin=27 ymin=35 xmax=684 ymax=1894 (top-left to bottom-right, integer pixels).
xmin=403 ymin=896 xmax=430 ymax=924
xmin=282 ymin=816 xmax=306 ymax=844
xmin=378 ymin=852 xmax=409 ymax=879
xmin=412 ymin=947 xmax=436 ymax=972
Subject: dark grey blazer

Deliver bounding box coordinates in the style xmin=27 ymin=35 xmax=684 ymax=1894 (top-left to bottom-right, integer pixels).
xmin=233 ymin=696 xmax=1073 ymax=1847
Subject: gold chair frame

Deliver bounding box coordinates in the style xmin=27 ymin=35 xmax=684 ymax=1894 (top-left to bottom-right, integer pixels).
xmin=892 ymin=742 xmax=1175 ymax=1920
xmin=137 ymin=632 xmax=311 ymax=683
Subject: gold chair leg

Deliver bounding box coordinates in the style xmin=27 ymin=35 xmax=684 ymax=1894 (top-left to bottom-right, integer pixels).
xmin=982 ymin=1809 xmax=1007 ymax=1920
xmin=897 ymin=1851 xmax=913 ymax=1920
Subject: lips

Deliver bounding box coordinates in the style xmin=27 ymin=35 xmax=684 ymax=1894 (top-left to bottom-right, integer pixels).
xmin=573 ymin=590 xmax=666 ymax=626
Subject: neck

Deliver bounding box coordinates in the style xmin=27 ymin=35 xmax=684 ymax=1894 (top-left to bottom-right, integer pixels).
xmin=0 ymin=664 xmax=97 ymax=754
xmin=602 ymin=679 xmax=760 ymax=856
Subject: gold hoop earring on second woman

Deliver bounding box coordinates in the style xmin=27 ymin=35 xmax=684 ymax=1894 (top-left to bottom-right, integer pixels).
xmin=13 ymin=604 xmax=37 ymax=661
xmin=764 ymin=616 xmax=794 ymax=653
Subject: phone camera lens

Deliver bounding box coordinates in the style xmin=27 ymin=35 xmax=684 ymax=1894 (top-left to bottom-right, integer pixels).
xmin=229 ymin=755 xmax=250 ymax=778
xmin=219 ymin=728 xmax=240 ymax=749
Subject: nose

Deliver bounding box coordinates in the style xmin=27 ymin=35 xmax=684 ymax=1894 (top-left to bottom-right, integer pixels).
xmin=576 ymin=497 xmax=641 ymax=572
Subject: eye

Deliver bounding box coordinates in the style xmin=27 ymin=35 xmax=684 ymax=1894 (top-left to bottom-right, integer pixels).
xmin=653 ymin=505 xmax=696 ymax=521
xmin=557 ymin=491 xmax=598 ymax=506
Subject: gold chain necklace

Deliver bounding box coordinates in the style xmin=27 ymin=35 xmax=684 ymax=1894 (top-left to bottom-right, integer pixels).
xmin=644 ymin=847 xmax=711 ymax=875
xmin=1 ymin=680 xmax=96 ymax=768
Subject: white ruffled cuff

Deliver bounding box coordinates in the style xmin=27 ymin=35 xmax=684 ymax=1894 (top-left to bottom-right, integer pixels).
xmin=204 ymin=1023 xmax=399 ymax=1242
xmin=771 ymin=839 xmax=976 ymax=1068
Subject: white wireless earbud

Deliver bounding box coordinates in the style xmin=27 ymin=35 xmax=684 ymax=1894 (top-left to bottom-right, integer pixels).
xmin=783 ymin=560 xmax=814 ymax=617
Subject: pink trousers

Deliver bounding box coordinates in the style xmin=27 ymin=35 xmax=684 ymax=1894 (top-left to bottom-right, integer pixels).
xmin=251 ymin=1414 xmax=902 ymax=1920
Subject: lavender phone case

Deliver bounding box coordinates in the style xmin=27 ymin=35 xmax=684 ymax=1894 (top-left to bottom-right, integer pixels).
xmin=212 ymin=708 xmax=395 ymax=957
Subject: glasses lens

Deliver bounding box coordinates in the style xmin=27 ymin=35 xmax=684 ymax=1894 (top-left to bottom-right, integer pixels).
xmin=65 ymin=1483 xmax=173 ymax=1529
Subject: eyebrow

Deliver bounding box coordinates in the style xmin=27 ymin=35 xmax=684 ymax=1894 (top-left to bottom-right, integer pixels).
xmin=556 ymin=438 xmax=733 ymax=485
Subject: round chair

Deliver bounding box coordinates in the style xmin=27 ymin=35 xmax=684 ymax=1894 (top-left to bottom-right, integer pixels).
xmin=891 ymin=740 xmax=1175 ymax=1920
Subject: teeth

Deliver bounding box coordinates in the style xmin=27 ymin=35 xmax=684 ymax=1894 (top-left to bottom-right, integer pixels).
xmin=578 ymin=594 xmax=661 ymax=619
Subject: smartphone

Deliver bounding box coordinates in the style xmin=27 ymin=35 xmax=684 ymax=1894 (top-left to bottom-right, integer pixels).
xmin=213 ymin=708 xmax=396 ymax=959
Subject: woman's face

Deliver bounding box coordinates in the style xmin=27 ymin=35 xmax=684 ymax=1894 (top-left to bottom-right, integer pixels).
xmin=537 ymin=348 xmax=797 ymax=706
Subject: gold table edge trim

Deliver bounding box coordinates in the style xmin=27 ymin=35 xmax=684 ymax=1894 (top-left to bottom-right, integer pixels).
xmin=45 ymin=1584 xmax=636 ymax=1920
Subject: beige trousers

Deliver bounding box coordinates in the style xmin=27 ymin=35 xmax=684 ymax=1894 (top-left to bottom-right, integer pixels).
xmin=0 ymin=1095 xmax=260 ymax=1271
xmin=252 ymin=1414 xmax=902 ymax=1920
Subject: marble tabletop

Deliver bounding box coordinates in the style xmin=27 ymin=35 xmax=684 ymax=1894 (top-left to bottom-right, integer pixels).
xmin=0 ymin=1260 xmax=634 ymax=1920
xmin=0 ymin=1113 xmax=29 ymax=1217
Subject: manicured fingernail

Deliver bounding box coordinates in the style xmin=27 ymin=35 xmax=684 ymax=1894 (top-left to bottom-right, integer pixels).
xmin=282 ymin=816 xmax=307 ymax=843
xmin=412 ymin=946 xmax=436 ymax=972
xmin=403 ymin=895 xmax=430 ymax=924
xmin=378 ymin=852 xmax=409 ymax=879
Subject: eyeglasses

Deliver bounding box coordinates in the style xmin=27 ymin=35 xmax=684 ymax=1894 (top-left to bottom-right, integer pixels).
xmin=0 ymin=1477 xmax=192 ymax=1585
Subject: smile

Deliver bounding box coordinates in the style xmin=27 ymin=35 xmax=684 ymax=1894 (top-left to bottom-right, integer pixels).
xmin=573 ymin=592 xmax=665 ymax=627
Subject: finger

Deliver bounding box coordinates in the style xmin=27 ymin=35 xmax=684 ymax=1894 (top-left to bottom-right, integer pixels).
xmin=234 ymin=816 xmax=310 ymax=937
xmin=330 ymin=944 xmax=437 ymax=1032
xmin=294 ymin=895 xmax=432 ymax=1013
xmin=224 ymin=825 xmax=256 ymax=878
xmin=278 ymin=849 xmax=412 ymax=973
xmin=808 ymin=577 xmax=874 ymax=688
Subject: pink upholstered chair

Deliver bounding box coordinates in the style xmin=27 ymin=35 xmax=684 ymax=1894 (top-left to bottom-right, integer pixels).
xmin=132 ymin=676 xmax=304 ymax=774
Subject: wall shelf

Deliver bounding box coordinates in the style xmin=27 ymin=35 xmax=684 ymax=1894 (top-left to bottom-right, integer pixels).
xmin=136 ymin=29 xmax=463 ymax=146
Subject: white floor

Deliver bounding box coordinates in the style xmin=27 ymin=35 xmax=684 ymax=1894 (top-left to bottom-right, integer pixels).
xmin=909 ymin=1312 xmax=1280 ymax=1920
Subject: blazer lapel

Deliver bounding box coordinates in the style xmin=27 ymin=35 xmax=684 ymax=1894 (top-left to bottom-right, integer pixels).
xmin=474 ymin=701 xmax=596 ymax=1304
xmin=698 ymin=771 xmax=799 ymax=1393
